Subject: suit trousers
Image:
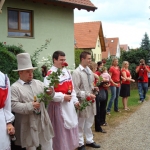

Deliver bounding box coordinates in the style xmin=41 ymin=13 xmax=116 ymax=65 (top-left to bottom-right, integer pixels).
xmin=78 ymin=115 xmax=94 ymax=147
xmin=26 ymin=137 xmax=53 ymax=150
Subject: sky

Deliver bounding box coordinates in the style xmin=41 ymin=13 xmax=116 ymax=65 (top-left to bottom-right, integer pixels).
xmin=74 ymin=0 xmax=150 ymax=49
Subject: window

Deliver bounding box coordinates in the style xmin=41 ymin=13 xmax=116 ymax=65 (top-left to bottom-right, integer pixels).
xmin=8 ymin=8 xmax=33 ymax=37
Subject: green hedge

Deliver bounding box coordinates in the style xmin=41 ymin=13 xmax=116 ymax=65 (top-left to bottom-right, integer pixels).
xmin=0 ymin=42 xmax=43 ymax=84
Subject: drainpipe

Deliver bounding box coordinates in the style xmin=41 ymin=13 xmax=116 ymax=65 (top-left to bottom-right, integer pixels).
xmin=0 ymin=0 xmax=5 ymax=14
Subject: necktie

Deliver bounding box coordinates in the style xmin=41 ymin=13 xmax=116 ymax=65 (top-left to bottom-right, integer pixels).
xmin=84 ymin=68 xmax=91 ymax=87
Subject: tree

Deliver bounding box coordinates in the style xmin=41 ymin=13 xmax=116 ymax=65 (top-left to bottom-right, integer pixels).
xmin=140 ymin=32 xmax=150 ymax=51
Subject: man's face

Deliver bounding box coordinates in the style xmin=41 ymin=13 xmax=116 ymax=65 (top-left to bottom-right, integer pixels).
xmin=19 ymin=69 xmax=33 ymax=82
xmin=54 ymin=56 xmax=66 ymax=69
xmin=82 ymin=54 xmax=91 ymax=66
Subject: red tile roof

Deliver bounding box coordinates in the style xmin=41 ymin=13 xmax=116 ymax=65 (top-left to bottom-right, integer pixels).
xmin=102 ymin=47 xmax=109 ymax=59
xmin=74 ymin=21 xmax=106 ymax=51
xmin=31 ymin=0 xmax=97 ymax=11
xmin=120 ymin=44 xmax=128 ymax=51
xmin=102 ymin=37 xmax=119 ymax=59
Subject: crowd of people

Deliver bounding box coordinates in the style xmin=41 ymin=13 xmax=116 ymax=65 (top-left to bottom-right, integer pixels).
xmin=0 ymin=51 xmax=150 ymax=150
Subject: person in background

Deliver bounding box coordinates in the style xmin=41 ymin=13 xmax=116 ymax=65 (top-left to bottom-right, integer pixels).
xmin=120 ymin=61 xmax=135 ymax=110
xmin=41 ymin=65 xmax=47 ymax=77
xmin=44 ymin=51 xmax=80 ymax=150
xmin=72 ymin=51 xmax=100 ymax=150
xmin=11 ymin=53 xmax=54 ymax=150
xmin=148 ymin=72 xmax=150 ymax=87
xmin=0 ymin=71 xmax=15 ymax=150
xmin=94 ymin=62 xmax=108 ymax=132
xmin=136 ymin=59 xmax=150 ymax=103
xmin=99 ymin=67 xmax=118 ymax=125
xmin=106 ymin=58 xmax=121 ymax=115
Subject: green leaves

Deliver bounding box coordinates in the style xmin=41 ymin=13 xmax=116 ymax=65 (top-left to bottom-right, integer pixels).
xmin=79 ymin=99 xmax=91 ymax=111
xmin=37 ymin=69 xmax=62 ymax=107
xmin=37 ymin=89 xmax=52 ymax=108
xmin=46 ymin=69 xmax=62 ymax=87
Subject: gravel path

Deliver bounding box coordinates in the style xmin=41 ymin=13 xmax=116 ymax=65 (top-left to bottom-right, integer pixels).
xmin=98 ymin=100 xmax=150 ymax=150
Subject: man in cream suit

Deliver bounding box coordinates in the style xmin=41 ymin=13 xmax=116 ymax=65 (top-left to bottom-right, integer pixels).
xmin=72 ymin=51 xmax=100 ymax=150
xmin=11 ymin=53 xmax=54 ymax=150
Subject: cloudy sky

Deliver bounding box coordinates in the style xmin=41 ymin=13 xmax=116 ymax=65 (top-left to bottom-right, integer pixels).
xmin=74 ymin=0 xmax=150 ymax=49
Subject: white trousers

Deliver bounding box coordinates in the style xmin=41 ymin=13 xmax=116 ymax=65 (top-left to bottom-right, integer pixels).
xmin=26 ymin=138 xmax=53 ymax=150
xmin=78 ymin=115 xmax=94 ymax=147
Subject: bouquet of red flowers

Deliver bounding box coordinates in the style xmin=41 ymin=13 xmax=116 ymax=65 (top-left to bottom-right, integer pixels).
xmin=79 ymin=96 xmax=95 ymax=111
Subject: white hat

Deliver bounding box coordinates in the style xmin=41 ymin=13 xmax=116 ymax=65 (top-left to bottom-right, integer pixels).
xmin=13 ymin=53 xmax=37 ymax=71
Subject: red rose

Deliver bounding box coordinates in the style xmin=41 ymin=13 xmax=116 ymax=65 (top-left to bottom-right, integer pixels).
xmin=62 ymin=62 xmax=68 ymax=67
xmin=86 ymin=96 xmax=91 ymax=101
xmin=92 ymin=99 xmax=95 ymax=103
xmin=47 ymin=70 xmax=52 ymax=76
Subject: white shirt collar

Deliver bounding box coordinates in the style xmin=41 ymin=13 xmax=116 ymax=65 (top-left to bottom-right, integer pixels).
xmin=79 ymin=64 xmax=85 ymax=71
xmin=79 ymin=64 xmax=91 ymax=74
xmin=18 ymin=78 xmax=32 ymax=85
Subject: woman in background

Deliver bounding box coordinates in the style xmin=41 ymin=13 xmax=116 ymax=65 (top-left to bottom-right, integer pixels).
xmin=106 ymin=58 xmax=121 ymax=115
xmin=120 ymin=61 xmax=135 ymax=110
xmin=41 ymin=65 xmax=47 ymax=77
xmin=94 ymin=61 xmax=107 ymax=133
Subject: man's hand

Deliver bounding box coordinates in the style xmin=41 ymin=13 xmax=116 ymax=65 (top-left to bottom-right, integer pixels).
xmin=7 ymin=123 xmax=15 ymax=135
xmin=32 ymin=101 xmax=40 ymax=109
xmin=90 ymin=94 xmax=96 ymax=99
xmin=74 ymin=102 xmax=80 ymax=109
xmin=46 ymin=87 xmax=53 ymax=95
xmin=64 ymin=94 xmax=72 ymax=102
xmin=94 ymin=87 xmax=99 ymax=91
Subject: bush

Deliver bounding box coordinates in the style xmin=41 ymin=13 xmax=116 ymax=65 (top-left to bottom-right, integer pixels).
xmin=0 ymin=42 xmax=44 ymax=84
xmin=74 ymin=49 xmax=83 ymax=68
xmin=120 ymin=49 xmax=148 ymax=79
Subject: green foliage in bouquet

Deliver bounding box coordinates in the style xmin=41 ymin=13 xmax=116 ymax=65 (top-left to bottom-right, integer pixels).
xmin=37 ymin=68 xmax=62 ymax=107
xmin=46 ymin=69 xmax=62 ymax=87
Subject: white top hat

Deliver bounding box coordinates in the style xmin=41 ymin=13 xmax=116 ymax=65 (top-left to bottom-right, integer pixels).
xmin=13 ymin=53 xmax=37 ymax=71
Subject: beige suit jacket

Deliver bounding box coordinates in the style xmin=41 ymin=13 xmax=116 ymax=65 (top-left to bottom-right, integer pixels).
xmin=72 ymin=65 xmax=96 ymax=118
xmin=11 ymin=79 xmax=54 ymax=148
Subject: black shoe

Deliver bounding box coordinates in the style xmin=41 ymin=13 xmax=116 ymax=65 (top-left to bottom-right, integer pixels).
xmin=95 ymin=129 xmax=107 ymax=133
xmin=86 ymin=142 xmax=100 ymax=148
xmin=78 ymin=145 xmax=86 ymax=150
xmin=114 ymin=109 xmax=121 ymax=112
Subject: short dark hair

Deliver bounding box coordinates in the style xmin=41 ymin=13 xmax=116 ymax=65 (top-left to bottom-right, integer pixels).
xmin=97 ymin=61 xmax=102 ymax=67
xmin=52 ymin=51 xmax=65 ymax=62
xmin=80 ymin=51 xmax=91 ymax=62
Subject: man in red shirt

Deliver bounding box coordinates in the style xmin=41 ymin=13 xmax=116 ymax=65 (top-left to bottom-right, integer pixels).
xmin=136 ymin=59 xmax=150 ymax=102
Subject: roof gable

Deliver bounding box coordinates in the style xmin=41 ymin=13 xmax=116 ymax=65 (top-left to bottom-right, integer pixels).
xmin=74 ymin=21 xmax=106 ymax=51
xmin=102 ymin=37 xmax=119 ymax=59
xmin=105 ymin=38 xmax=119 ymax=55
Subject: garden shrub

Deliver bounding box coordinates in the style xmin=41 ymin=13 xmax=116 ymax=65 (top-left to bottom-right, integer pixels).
xmin=0 ymin=42 xmax=46 ymax=84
